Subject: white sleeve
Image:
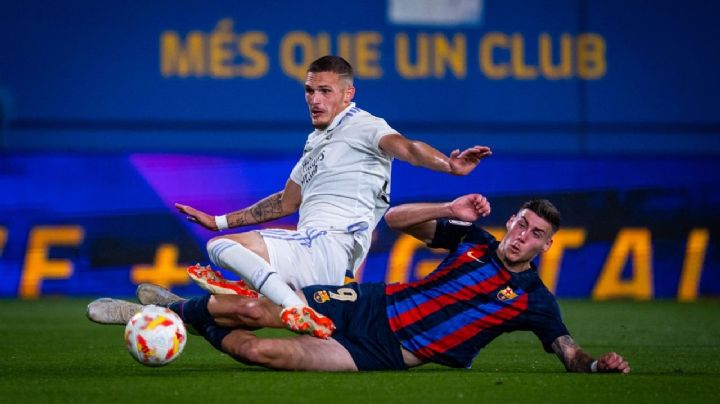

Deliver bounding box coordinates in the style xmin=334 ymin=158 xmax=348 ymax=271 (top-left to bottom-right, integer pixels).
xmin=289 ymin=155 xmax=303 ymax=185
xmin=370 ymin=118 xmax=399 ymax=149
xmin=352 ymin=117 xmax=398 ymax=155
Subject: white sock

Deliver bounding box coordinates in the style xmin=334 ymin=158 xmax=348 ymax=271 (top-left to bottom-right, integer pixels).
xmin=207 ymin=238 xmax=304 ymax=308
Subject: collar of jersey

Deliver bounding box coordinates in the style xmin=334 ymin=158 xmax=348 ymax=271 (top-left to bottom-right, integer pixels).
xmin=317 ymin=102 xmax=357 ymax=134
xmin=489 ymin=246 xmax=540 ymax=289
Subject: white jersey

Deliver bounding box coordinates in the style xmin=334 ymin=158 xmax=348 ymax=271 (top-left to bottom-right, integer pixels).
xmin=289 ymin=102 xmax=396 ymax=271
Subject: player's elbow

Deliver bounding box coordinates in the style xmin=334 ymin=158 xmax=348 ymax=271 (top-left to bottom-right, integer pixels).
xmin=285 ymin=200 xmax=301 ymax=214
xmin=384 ymin=207 xmax=404 ymax=230
xmin=280 ymin=194 xmax=301 ymax=214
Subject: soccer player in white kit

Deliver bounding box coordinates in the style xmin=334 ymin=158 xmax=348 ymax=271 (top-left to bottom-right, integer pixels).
xmin=175 ymin=55 xmax=492 ymax=337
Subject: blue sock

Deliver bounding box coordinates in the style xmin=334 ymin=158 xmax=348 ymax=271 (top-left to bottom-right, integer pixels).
xmin=195 ymin=323 xmax=232 ymax=351
xmin=168 ymin=294 xmax=230 ymax=352
xmin=169 ymin=294 xmax=213 ymax=325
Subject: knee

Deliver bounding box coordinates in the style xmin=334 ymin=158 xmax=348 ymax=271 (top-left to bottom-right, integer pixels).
xmin=207 ymin=233 xmax=264 ymax=257
xmin=206 ymin=234 xmax=253 ymax=267
xmin=206 ymin=237 xmax=233 ymax=265
xmin=207 ymin=235 xmax=227 ymax=245
xmin=206 ymin=236 xmax=242 ymax=255
xmin=229 ymin=299 xmax=264 ymax=323
xmin=223 ymin=335 xmax=258 ymax=365
xmin=226 ymin=338 xmax=274 ymax=367
xmin=240 ymin=340 xmax=270 ymax=366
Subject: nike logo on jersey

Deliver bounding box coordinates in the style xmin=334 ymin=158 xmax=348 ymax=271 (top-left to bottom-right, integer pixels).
xmin=466 ymin=251 xmax=485 ymax=264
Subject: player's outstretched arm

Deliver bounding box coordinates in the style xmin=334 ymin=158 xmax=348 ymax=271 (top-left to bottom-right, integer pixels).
xmin=378 ymin=134 xmax=491 ymax=176
xmin=175 ymin=179 xmax=302 ymax=231
xmin=551 ymin=335 xmax=631 ymax=374
xmin=385 ymin=194 xmax=490 ymax=244
xmin=448 ymin=145 xmax=493 ymax=175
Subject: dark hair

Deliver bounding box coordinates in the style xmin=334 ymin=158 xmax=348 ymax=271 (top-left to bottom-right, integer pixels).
xmin=307 ymin=55 xmax=354 ymax=83
xmin=520 ymin=199 xmax=561 ymax=233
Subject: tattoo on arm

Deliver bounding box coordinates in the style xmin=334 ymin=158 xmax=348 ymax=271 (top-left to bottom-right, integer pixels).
xmin=551 ymin=335 xmax=595 ymax=373
xmin=226 ymin=192 xmax=286 ymax=227
xmin=249 ymin=192 xmax=285 ymax=222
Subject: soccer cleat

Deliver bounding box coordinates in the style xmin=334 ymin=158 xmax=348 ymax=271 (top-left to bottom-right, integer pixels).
xmin=136 ymin=283 xmax=184 ymax=306
xmin=87 ymin=298 xmax=143 ymax=325
xmin=187 ymin=264 xmax=259 ymax=298
xmin=135 ymin=284 xmax=203 ymax=336
xmin=280 ymin=306 xmax=336 ymax=339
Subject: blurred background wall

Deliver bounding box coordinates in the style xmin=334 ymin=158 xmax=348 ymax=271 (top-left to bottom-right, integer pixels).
xmin=1 ymin=0 xmax=718 ymax=299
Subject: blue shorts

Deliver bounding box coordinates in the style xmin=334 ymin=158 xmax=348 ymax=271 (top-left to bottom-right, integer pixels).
xmin=303 ymin=282 xmax=407 ymax=371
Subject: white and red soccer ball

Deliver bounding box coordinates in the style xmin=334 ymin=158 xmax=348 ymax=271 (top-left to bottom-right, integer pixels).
xmin=124 ymin=305 xmax=186 ymax=366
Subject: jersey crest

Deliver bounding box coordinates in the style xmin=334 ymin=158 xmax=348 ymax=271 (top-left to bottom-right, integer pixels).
xmin=497 ymin=286 xmax=518 ymax=301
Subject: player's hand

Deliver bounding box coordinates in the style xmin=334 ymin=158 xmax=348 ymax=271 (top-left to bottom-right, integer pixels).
xmin=449 ymin=194 xmax=491 ymax=222
xmin=449 ymin=146 xmax=492 ymax=176
xmin=175 ymin=203 xmax=218 ymax=230
xmin=597 ymin=352 xmax=630 ymax=374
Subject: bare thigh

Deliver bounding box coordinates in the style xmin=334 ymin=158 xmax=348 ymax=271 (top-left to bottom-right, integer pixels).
xmin=223 ymin=331 xmax=358 ymax=371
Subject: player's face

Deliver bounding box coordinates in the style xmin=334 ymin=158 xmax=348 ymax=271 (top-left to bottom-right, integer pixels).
xmin=304 ymin=71 xmax=355 ymax=130
xmin=497 ymin=209 xmax=554 ymax=270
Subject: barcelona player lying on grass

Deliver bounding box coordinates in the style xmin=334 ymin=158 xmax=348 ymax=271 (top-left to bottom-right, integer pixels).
xmin=89 ymin=194 xmax=630 ymax=373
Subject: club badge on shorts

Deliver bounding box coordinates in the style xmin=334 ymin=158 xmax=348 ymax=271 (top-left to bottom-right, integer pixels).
xmin=313 ymin=290 xmax=330 ymax=303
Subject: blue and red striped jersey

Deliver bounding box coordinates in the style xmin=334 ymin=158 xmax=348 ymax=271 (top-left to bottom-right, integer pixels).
xmin=385 ymin=219 xmax=569 ymax=368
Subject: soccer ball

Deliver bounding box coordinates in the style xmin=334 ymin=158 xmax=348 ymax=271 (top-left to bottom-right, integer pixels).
xmin=124 ymin=305 xmax=187 ymax=367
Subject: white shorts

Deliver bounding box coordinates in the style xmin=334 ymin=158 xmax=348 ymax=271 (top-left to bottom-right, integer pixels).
xmin=258 ymin=228 xmax=357 ymax=291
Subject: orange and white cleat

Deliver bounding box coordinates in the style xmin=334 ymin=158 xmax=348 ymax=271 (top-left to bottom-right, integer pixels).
xmin=187 ymin=264 xmax=259 ymax=298
xmin=280 ymin=306 xmax=336 ymax=339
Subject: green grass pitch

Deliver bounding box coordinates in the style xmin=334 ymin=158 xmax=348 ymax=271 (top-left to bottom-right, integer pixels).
xmin=1 ymin=298 xmax=718 ymax=403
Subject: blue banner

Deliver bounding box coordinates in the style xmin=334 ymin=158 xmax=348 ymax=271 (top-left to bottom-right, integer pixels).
xmin=1 ymin=153 xmax=717 ymax=299
xmin=1 ymin=0 xmax=719 ymax=153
